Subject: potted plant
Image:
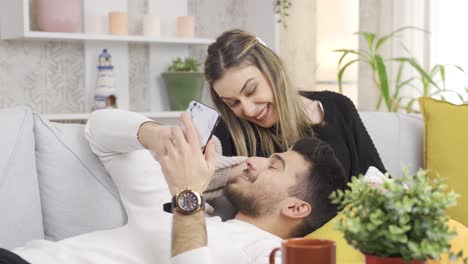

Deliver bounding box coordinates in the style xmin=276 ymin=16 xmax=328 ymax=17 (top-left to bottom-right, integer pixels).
xmin=335 ymin=27 xmax=466 ymax=112
xmin=162 ymin=57 xmax=205 ymax=111
xmin=330 ymin=169 xmax=459 ymax=264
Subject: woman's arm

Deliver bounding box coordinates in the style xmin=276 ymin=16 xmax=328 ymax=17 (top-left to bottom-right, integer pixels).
xmin=333 ymin=92 xmax=387 ymax=174
xmin=303 ymin=90 xmax=387 ymax=177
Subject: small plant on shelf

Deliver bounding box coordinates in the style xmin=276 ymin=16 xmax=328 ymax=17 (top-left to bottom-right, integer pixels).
xmin=167 ymin=57 xmax=201 ymax=72
xmin=162 ymin=57 xmax=204 ymax=111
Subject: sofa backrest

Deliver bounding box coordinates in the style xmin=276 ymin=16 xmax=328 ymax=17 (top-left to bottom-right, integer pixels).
xmin=0 ymin=107 xmax=44 ymax=250
xmin=0 ymin=108 xmax=425 ymax=249
xmin=360 ymin=112 xmax=424 ymax=178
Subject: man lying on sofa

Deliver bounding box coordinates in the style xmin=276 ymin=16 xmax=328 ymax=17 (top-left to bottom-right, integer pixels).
xmin=1 ymin=109 xmax=347 ymax=264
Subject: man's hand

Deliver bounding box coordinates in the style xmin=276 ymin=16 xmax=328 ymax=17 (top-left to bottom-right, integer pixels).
xmin=159 ymin=113 xmax=216 ymax=195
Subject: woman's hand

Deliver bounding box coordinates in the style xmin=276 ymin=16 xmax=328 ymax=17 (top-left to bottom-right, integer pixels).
xmin=227 ymin=162 xmax=247 ymax=184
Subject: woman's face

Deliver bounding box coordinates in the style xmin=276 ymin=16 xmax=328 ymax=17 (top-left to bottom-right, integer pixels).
xmin=212 ymin=65 xmax=278 ymax=128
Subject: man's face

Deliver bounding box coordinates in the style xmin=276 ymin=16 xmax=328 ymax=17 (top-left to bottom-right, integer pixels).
xmin=225 ymin=150 xmax=310 ymax=217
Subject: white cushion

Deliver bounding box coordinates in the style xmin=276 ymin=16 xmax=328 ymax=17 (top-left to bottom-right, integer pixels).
xmin=360 ymin=112 xmax=423 ymax=178
xmin=0 ymin=107 xmax=44 ymax=250
xmin=34 ymin=114 xmax=127 ymax=241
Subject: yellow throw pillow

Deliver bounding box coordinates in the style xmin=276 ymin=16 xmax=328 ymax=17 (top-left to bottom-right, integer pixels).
xmin=427 ymin=219 xmax=468 ymax=264
xmin=419 ymin=97 xmax=468 ymax=226
xmin=305 ymin=216 xmax=364 ymax=264
xmin=306 ymin=216 xmax=468 ymax=264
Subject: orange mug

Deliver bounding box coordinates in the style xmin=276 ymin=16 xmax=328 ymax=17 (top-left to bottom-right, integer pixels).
xmin=269 ymin=238 xmax=336 ymax=264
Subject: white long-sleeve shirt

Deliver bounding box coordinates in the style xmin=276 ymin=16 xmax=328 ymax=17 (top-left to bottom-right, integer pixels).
xmin=13 ymin=109 xmax=281 ymax=264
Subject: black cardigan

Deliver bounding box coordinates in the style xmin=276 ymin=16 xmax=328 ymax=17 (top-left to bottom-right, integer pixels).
xmin=213 ymin=91 xmax=386 ymax=181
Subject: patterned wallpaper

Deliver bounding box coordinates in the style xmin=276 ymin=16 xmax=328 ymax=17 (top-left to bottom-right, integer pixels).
xmin=0 ymin=0 xmax=246 ymax=113
xmin=188 ymin=0 xmax=247 ymax=105
xmin=0 ymin=40 xmax=86 ymax=113
xmin=128 ymin=0 xmax=150 ymax=112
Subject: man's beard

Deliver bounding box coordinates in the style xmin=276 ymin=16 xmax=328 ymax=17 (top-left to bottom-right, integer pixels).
xmin=225 ymin=185 xmax=262 ymax=217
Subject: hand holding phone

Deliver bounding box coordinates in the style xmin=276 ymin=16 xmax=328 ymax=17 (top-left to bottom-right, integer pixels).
xmin=181 ymin=101 xmax=220 ymax=150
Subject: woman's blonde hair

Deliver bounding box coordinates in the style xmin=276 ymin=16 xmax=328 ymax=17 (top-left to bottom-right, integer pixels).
xmin=204 ymin=29 xmax=313 ymax=156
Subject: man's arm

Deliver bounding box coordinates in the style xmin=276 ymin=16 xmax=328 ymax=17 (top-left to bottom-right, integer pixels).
xmin=85 ymin=109 xmax=214 ymax=262
xmin=156 ymin=113 xmax=216 ymax=260
xmin=172 ymin=211 xmax=207 ymax=256
xmin=138 ymin=120 xmax=210 ymax=256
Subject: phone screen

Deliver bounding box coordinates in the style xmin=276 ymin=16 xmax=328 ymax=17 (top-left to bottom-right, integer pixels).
xmin=184 ymin=101 xmax=220 ymax=149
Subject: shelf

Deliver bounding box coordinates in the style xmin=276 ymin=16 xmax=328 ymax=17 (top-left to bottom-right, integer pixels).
xmin=42 ymin=111 xmax=183 ymax=121
xmin=0 ymin=0 xmax=208 ymax=114
xmin=9 ymin=31 xmax=215 ymax=45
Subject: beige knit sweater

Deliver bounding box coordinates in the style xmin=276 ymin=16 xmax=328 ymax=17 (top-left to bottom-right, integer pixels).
xmin=203 ymin=136 xmax=247 ymax=201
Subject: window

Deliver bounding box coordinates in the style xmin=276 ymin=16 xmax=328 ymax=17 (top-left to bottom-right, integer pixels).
xmin=316 ymin=0 xmax=359 ymax=105
xmin=430 ymin=0 xmax=468 ymax=103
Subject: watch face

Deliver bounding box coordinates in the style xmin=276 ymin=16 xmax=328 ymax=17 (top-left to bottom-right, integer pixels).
xmin=177 ymin=191 xmax=200 ymax=213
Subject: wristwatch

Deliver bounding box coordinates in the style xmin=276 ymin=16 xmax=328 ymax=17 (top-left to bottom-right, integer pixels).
xmin=163 ymin=189 xmax=205 ymax=214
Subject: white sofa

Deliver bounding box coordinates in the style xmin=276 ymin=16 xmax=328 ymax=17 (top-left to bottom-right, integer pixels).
xmin=0 ymin=106 xmax=424 ymax=250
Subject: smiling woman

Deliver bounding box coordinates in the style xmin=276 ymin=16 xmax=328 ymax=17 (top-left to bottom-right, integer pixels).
xmin=205 ymin=29 xmax=312 ymax=158
xmin=213 ymin=66 xmax=279 ymax=128
xmin=205 ymin=29 xmax=386 ymax=181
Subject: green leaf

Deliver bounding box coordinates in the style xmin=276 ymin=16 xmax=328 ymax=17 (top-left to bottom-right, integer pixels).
xmin=429 ymin=64 xmax=440 ymax=76
xmin=330 ymin=169 xmax=461 ymax=261
xmin=356 ymin=32 xmax=376 ymax=53
xmin=406 ymin=98 xmax=416 ymax=113
xmin=394 ymin=57 xmax=441 ymax=91
xmin=438 ymin=65 xmax=446 ymax=89
xmin=397 ymin=77 xmax=417 ymax=90
xmin=454 ymin=64 xmax=465 ymax=73
xmin=395 ymin=62 xmax=405 ymax=89
xmin=392 ymin=97 xmax=404 ymax=112
xmin=336 ymin=52 xmax=349 ymax=69
xmin=405 ymin=99 xmax=417 ymax=112
xmin=334 ymin=49 xmax=368 ymax=67
xmin=375 ymin=26 xmax=428 ymax=52
xmin=376 ymin=95 xmax=383 ymax=110
xmin=374 ymin=55 xmax=392 ymax=111
xmin=337 ymin=59 xmax=360 ymax=93
xmin=167 ymin=57 xmax=200 ymax=72
xmin=334 ymin=49 xmax=369 ymax=57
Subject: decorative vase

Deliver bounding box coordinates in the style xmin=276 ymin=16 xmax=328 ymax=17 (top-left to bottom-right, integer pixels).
xmin=365 ymin=254 xmax=425 ymax=264
xmin=37 ymin=0 xmax=82 ymax=33
xmin=84 ymin=16 xmax=108 ymax=34
xmin=177 ymin=16 xmax=194 ymax=37
xmin=143 ymin=15 xmax=160 ymax=37
xmin=162 ymin=72 xmax=205 ymax=111
xmin=109 ymin=12 xmax=128 ymax=35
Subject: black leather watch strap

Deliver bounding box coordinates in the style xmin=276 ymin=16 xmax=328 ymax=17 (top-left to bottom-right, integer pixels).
xmin=162 ymin=194 xmax=205 ymax=214
xmin=163 ymin=202 xmax=173 ymax=213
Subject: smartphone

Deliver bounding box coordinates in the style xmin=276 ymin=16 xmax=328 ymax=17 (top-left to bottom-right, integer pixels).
xmin=182 ymin=101 xmax=220 ymax=150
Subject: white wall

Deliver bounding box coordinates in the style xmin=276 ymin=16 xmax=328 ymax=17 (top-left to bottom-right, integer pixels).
xmin=246 ymin=0 xmax=279 ymax=52
xmin=279 ymin=0 xmax=316 ymax=91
